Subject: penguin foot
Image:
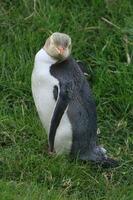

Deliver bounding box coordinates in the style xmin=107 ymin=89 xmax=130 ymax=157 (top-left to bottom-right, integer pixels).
xmin=48 ymin=147 xmax=56 ymax=156
xmin=96 ymin=157 xmax=119 ymax=168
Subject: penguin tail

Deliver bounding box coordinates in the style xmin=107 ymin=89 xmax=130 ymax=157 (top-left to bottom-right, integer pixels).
xmin=95 ymin=157 xmax=119 ymax=168
xmin=87 ymin=146 xmax=119 ymax=168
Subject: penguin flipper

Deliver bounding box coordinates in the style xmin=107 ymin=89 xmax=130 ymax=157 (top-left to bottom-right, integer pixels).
xmin=49 ymin=81 xmax=74 ymax=152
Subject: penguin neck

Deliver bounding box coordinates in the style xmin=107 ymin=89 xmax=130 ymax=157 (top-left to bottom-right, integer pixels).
xmin=36 ymin=48 xmax=57 ymax=65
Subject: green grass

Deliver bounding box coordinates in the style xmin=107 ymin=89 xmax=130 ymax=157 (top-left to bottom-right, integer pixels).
xmin=0 ymin=0 xmax=133 ymax=199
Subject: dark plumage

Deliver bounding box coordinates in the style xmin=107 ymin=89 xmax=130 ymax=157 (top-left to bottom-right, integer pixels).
xmin=49 ymin=56 xmax=118 ymax=168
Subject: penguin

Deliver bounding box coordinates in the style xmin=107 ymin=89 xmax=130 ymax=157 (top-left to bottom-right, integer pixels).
xmin=31 ymin=32 xmax=118 ymax=168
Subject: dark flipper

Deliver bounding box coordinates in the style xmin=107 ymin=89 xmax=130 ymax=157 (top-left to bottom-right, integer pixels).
xmin=49 ymin=81 xmax=74 ymax=152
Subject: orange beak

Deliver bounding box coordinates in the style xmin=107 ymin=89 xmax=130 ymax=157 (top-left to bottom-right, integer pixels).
xmin=56 ymin=47 xmax=65 ymax=55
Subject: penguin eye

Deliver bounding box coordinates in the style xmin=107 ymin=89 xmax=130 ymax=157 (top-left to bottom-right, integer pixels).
xmin=64 ymin=41 xmax=68 ymax=48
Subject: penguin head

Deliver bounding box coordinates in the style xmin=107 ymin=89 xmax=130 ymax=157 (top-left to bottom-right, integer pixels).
xmin=44 ymin=32 xmax=72 ymax=61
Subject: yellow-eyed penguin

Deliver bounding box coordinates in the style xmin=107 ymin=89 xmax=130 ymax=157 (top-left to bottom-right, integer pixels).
xmin=31 ymin=32 xmax=118 ymax=168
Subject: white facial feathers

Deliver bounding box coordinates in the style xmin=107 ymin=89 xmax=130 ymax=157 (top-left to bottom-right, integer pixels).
xmin=44 ymin=32 xmax=72 ymax=61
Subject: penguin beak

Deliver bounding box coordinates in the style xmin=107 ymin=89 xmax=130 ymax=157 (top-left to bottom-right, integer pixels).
xmin=56 ymin=47 xmax=65 ymax=55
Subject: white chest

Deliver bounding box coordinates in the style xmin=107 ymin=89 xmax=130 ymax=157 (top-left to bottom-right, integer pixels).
xmin=32 ymin=62 xmax=59 ymax=131
xmin=31 ymin=49 xmax=72 ymax=154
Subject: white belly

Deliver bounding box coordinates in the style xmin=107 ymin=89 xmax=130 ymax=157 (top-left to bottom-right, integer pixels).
xmin=31 ymin=55 xmax=72 ymax=154
xmin=54 ymin=109 xmax=72 ymax=154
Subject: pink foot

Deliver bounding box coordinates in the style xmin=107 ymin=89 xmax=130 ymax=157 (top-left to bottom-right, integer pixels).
xmin=48 ymin=147 xmax=56 ymax=155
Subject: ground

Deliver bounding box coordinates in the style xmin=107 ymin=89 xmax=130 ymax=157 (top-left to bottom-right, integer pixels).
xmin=0 ymin=0 xmax=133 ymax=199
